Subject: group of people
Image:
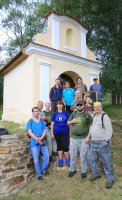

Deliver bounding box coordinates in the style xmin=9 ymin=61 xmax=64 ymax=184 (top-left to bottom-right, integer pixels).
xmin=26 ymin=77 xmax=115 ymax=189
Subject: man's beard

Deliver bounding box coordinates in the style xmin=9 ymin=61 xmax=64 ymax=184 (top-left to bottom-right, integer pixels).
xmin=77 ymin=108 xmax=84 ymax=112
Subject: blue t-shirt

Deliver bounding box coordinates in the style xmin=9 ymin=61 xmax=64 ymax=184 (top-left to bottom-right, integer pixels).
xmin=51 ymin=111 xmax=70 ymax=134
xmin=62 ymin=88 xmax=75 ymax=106
xmin=90 ymin=84 xmax=103 ymax=101
xmin=26 ymin=119 xmax=46 ymax=147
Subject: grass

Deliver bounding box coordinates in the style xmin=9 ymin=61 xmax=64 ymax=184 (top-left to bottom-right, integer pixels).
xmin=103 ymin=104 xmax=122 ymax=120
xmin=1 ymin=121 xmax=122 ymax=200
xmin=0 ymin=121 xmax=26 ymax=134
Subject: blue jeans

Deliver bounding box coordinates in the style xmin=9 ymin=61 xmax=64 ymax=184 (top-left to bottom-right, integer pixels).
xmin=87 ymin=140 xmax=115 ymax=183
xmin=31 ymin=144 xmax=49 ymax=177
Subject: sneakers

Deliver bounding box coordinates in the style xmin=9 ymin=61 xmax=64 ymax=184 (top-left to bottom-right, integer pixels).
xmin=89 ymin=175 xmax=101 ymax=181
xmin=68 ymin=171 xmax=76 ymax=177
xmin=66 ymin=159 xmax=70 ymax=167
xmin=37 ymin=176 xmax=43 ymax=180
xmin=58 ymin=159 xmax=63 ymax=167
xmin=81 ymin=173 xmax=87 ymax=179
xmin=105 ymin=181 xmax=114 ymax=189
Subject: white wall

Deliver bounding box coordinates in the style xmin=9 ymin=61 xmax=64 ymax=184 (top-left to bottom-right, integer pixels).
xmin=2 ymin=56 xmax=34 ymax=122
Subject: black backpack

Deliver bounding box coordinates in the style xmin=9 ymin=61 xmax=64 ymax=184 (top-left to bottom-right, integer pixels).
xmin=93 ymin=112 xmax=107 ymax=128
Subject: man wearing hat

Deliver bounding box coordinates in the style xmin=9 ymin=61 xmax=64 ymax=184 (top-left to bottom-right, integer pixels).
xmin=86 ymin=102 xmax=115 ymax=189
xmin=90 ymin=78 xmax=103 ymax=102
xmin=67 ymin=101 xmax=92 ymax=180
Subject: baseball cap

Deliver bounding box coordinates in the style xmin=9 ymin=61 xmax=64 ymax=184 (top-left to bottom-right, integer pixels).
xmin=76 ymin=101 xmax=84 ymax=106
xmin=94 ymin=102 xmax=102 ymax=108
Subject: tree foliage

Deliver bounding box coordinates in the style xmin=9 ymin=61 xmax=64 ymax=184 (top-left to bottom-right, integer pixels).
xmin=0 ymin=0 xmax=46 ymax=59
xmin=37 ymin=0 xmax=122 ymax=103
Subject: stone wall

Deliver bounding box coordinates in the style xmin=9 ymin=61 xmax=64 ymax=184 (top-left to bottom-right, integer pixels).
xmin=0 ymin=133 xmax=34 ymax=197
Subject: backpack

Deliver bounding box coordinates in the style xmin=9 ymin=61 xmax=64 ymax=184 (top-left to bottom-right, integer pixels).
xmin=93 ymin=112 xmax=106 ymax=128
xmin=27 ymin=119 xmax=46 ymax=145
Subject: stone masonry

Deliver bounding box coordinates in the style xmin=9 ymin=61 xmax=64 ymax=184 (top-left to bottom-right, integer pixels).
xmin=0 ymin=133 xmax=34 ymax=197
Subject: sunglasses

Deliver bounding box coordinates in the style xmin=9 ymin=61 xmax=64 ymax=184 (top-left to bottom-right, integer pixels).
xmin=77 ymin=104 xmax=83 ymax=106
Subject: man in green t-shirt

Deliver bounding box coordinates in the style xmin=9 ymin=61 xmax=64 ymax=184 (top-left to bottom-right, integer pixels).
xmin=43 ymin=102 xmax=57 ymax=162
xmin=68 ymin=101 xmax=92 ymax=180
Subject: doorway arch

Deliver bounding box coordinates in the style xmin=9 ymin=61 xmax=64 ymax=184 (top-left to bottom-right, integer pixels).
xmin=58 ymin=71 xmax=81 ymax=88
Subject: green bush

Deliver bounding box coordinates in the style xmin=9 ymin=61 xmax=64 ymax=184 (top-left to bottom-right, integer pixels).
xmin=0 ymin=120 xmax=26 ymax=134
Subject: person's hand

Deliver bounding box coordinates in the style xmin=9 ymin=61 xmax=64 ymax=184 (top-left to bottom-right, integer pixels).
xmin=42 ymin=116 xmax=46 ymax=120
xmin=71 ymin=119 xmax=79 ymax=124
xmin=63 ymin=102 xmax=66 ymax=106
xmin=85 ymin=136 xmax=91 ymax=144
xmin=51 ymin=133 xmax=54 ymax=139
xmin=37 ymin=136 xmax=44 ymax=145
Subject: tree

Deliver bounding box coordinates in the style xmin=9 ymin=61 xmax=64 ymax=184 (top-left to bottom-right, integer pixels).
xmin=38 ymin=0 xmax=122 ymax=104
xmin=0 ymin=0 xmax=46 ymax=59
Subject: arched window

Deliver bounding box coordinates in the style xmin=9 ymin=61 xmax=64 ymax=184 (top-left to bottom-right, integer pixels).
xmin=66 ymin=28 xmax=74 ymax=47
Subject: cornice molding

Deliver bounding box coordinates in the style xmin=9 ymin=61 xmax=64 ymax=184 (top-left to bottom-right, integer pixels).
xmin=25 ymin=43 xmax=102 ymax=70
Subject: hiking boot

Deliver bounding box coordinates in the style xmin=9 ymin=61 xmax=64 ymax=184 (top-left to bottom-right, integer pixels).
xmin=58 ymin=159 xmax=63 ymax=167
xmin=89 ymin=175 xmax=101 ymax=181
xmin=68 ymin=171 xmax=76 ymax=177
xmin=105 ymin=181 xmax=114 ymax=189
xmin=42 ymin=170 xmax=49 ymax=176
xmin=37 ymin=176 xmax=43 ymax=180
xmin=81 ymin=173 xmax=87 ymax=179
xmin=65 ymin=159 xmax=70 ymax=167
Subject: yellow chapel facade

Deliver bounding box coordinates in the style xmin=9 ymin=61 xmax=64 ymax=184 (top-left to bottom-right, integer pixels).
xmin=0 ymin=12 xmax=102 ymax=122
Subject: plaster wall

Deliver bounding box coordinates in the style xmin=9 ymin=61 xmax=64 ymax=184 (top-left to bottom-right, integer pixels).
xmin=2 ymin=55 xmax=34 ymax=122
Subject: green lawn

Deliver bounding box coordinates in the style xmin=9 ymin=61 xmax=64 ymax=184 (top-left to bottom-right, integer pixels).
xmin=1 ymin=121 xmax=122 ymax=200
xmin=103 ymin=104 xmax=122 ymax=120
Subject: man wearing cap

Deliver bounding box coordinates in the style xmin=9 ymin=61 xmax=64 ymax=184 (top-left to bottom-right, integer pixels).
xmin=67 ymin=101 xmax=93 ymax=180
xmin=90 ymin=78 xmax=103 ymax=102
xmin=86 ymin=102 xmax=115 ymax=189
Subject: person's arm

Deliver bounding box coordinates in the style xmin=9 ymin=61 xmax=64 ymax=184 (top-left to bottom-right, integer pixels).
xmin=61 ymin=90 xmax=65 ymax=105
xmin=85 ymin=113 xmax=93 ymax=143
xmin=51 ymin=121 xmax=54 ymax=139
xmin=49 ymin=87 xmax=54 ymax=101
xmin=89 ymin=85 xmax=92 ymax=91
xmin=62 ymin=97 xmax=66 ymax=105
xmin=103 ymin=115 xmax=113 ymax=141
xmin=67 ymin=112 xmax=78 ymax=125
xmin=26 ymin=120 xmax=38 ymax=141
xmin=37 ymin=129 xmax=47 ymax=144
xmin=28 ymin=129 xmax=38 ymax=141
xmin=85 ymin=126 xmax=92 ymax=143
